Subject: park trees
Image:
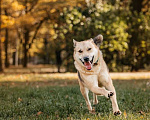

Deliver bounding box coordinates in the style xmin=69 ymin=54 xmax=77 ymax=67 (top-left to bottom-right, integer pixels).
xmin=7 ymin=0 xmax=84 ymax=68
xmin=0 ymin=0 xmax=149 ymax=72
xmin=53 ymin=1 xmax=129 ymax=72
xmin=0 ymin=0 xmax=2 ymax=71
xmin=53 ymin=7 xmax=86 ymax=72
xmin=14 ymin=0 xmax=49 ymax=67
xmin=126 ymin=0 xmax=150 ymax=71
xmin=51 ymin=0 xmax=150 ymax=72
xmin=1 ymin=0 xmax=19 ymax=68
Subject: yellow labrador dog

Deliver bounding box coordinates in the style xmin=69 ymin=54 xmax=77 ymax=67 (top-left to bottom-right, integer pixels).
xmin=73 ymin=35 xmax=121 ymax=116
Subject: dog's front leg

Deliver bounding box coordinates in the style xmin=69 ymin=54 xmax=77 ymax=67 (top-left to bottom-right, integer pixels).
xmin=105 ymin=81 xmax=122 ymax=116
xmin=80 ymin=74 xmax=113 ymax=99
xmin=102 ymin=76 xmax=121 ymax=116
xmin=90 ymin=86 xmax=114 ymax=99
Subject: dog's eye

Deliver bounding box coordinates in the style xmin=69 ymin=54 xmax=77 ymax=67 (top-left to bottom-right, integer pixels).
xmin=78 ymin=50 xmax=83 ymax=53
xmin=87 ymin=48 xmax=92 ymax=51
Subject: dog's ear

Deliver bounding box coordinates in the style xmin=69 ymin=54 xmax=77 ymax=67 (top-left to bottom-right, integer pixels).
xmin=89 ymin=38 xmax=93 ymax=42
xmin=73 ymin=39 xmax=77 ymax=47
xmin=93 ymin=34 xmax=103 ymax=46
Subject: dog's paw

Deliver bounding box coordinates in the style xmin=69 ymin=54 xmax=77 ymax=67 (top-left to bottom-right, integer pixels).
xmin=89 ymin=109 xmax=96 ymax=114
xmin=114 ymin=110 xmax=122 ymax=116
xmin=93 ymin=100 xmax=98 ymax=105
xmin=108 ymin=91 xmax=114 ymax=98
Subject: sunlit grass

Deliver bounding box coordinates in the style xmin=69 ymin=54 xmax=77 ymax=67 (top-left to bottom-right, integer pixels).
xmin=0 ymin=72 xmax=150 ymax=119
xmin=0 ymin=80 xmax=150 ymax=119
xmin=0 ymin=72 xmax=149 ymax=83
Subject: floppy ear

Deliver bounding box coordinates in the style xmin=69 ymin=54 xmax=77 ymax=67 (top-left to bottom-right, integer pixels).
xmin=73 ymin=39 xmax=77 ymax=47
xmin=93 ymin=34 xmax=103 ymax=46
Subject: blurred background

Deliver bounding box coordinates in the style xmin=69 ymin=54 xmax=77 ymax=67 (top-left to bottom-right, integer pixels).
xmin=0 ymin=0 xmax=150 ymax=73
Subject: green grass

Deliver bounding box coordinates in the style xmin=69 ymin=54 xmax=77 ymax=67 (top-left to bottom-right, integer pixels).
xmin=0 ymin=80 xmax=150 ymax=120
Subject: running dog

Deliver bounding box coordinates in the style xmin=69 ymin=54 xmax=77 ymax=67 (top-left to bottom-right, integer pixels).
xmin=73 ymin=34 xmax=121 ymax=115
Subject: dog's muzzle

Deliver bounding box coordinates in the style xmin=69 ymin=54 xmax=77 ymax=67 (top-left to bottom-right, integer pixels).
xmin=80 ymin=56 xmax=94 ymax=70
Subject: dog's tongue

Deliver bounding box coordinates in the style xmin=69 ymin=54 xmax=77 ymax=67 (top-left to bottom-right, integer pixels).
xmin=84 ymin=62 xmax=92 ymax=70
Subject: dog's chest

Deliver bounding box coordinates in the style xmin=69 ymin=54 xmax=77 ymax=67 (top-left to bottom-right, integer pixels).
xmin=80 ymin=74 xmax=98 ymax=87
xmin=98 ymin=71 xmax=110 ymax=85
xmin=80 ymin=71 xmax=110 ymax=88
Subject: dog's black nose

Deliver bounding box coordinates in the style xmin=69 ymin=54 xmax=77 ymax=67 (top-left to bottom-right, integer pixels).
xmin=83 ymin=57 xmax=89 ymax=62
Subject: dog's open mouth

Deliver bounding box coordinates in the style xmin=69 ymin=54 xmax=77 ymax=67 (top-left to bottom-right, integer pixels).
xmin=80 ymin=56 xmax=94 ymax=70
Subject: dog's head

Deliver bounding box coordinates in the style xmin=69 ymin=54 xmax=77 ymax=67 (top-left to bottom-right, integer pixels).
xmin=73 ymin=34 xmax=103 ymax=70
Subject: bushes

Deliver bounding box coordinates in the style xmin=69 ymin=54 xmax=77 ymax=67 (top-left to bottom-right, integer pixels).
xmin=52 ymin=1 xmax=150 ymax=72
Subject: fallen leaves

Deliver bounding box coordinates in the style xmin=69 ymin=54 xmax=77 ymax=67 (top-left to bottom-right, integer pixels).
xmin=18 ymin=97 xmax=22 ymax=102
xmin=123 ymin=111 xmax=127 ymax=118
xmin=37 ymin=111 xmax=43 ymax=116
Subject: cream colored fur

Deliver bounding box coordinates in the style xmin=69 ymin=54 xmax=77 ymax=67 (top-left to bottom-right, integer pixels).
xmin=73 ymin=36 xmax=121 ymax=115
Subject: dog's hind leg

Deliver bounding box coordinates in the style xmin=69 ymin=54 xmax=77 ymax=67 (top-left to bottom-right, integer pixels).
xmin=93 ymin=93 xmax=98 ymax=105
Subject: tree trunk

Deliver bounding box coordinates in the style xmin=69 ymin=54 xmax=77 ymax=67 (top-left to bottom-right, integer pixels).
xmin=44 ymin=38 xmax=49 ymax=64
xmin=15 ymin=38 xmax=19 ymax=66
xmin=66 ymin=39 xmax=70 ymax=72
xmin=55 ymin=50 xmax=62 ymax=73
xmin=23 ymin=30 xmax=29 ymax=67
xmin=12 ymin=52 xmax=16 ymax=65
xmin=4 ymin=28 xmax=9 ymax=68
xmin=4 ymin=9 xmax=9 ymax=68
xmin=0 ymin=40 xmax=2 ymax=72
xmin=0 ymin=0 xmax=3 ymax=71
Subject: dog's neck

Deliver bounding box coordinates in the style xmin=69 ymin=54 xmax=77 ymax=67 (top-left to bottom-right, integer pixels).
xmin=93 ymin=56 xmax=99 ymax=66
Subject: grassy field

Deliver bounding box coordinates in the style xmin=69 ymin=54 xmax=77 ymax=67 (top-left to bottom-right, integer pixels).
xmin=0 ymin=73 xmax=150 ymax=120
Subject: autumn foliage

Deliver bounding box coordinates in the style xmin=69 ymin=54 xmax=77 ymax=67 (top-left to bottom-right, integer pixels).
xmin=0 ymin=0 xmax=150 ymax=72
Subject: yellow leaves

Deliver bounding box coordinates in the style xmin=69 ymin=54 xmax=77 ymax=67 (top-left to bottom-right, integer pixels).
xmin=2 ymin=0 xmax=13 ymax=8
xmin=40 ymin=26 xmax=55 ymax=37
xmin=106 ymin=31 xmax=110 ymax=35
xmin=123 ymin=111 xmax=127 ymax=118
xmin=77 ymin=3 xmax=82 ymax=7
xmin=109 ymin=48 xmax=114 ymax=52
xmin=141 ymin=41 xmax=146 ymax=48
xmin=147 ymin=50 xmax=150 ymax=55
xmin=29 ymin=39 xmax=44 ymax=56
xmin=138 ymin=18 xmax=141 ymax=23
xmin=122 ymin=42 xmax=128 ymax=49
xmin=1 ymin=37 xmax=5 ymax=42
xmin=50 ymin=9 xmax=56 ymax=13
xmin=16 ymin=14 xmax=36 ymax=27
xmin=41 ymin=0 xmax=57 ymax=2
xmin=141 ymin=53 xmax=145 ymax=57
xmin=112 ymin=62 xmax=116 ymax=68
xmin=50 ymin=29 xmax=55 ymax=35
xmin=1 ymin=15 xmax=15 ymax=28
xmin=11 ymin=1 xmax=25 ymax=11
xmin=40 ymin=27 xmax=48 ymax=34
